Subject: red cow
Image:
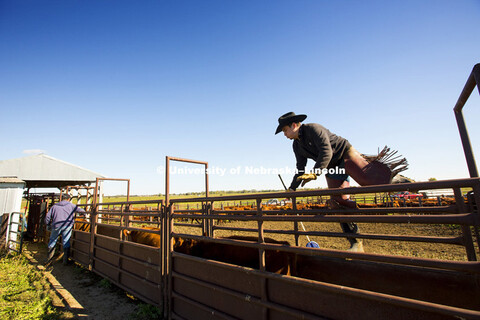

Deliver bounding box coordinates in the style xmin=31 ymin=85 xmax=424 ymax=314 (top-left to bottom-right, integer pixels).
xmin=122 ymin=227 xmax=295 ymax=275
xmin=123 ymin=227 xmax=161 ymax=247
xmin=174 ymin=235 xmax=294 ymax=275
xmin=73 ymin=219 xmax=121 ymax=239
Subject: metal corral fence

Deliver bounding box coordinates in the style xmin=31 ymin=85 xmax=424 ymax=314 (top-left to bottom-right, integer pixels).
xmin=166 ymin=178 xmax=480 ymax=320
xmin=70 ymin=63 xmax=480 ymax=319
xmin=70 ymin=178 xmax=480 ymax=319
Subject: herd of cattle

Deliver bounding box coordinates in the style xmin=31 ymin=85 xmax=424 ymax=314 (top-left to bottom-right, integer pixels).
xmin=226 ymin=196 xmax=458 ymax=211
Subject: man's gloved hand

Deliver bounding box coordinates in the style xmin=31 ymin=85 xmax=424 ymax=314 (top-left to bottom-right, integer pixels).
xmin=296 ymin=173 xmax=317 ymax=187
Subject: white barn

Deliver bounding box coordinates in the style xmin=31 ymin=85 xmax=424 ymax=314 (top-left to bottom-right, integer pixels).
xmin=0 ymin=154 xmax=105 ymax=189
xmin=0 ymin=154 xmax=105 ymax=248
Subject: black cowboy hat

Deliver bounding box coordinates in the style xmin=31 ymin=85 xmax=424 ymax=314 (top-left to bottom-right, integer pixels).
xmin=275 ymin=112 xmax=307 ymax=134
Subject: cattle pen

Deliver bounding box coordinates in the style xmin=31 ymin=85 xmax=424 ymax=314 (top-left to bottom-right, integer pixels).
xmin=68 ymin=64 xmax=480 ymax=320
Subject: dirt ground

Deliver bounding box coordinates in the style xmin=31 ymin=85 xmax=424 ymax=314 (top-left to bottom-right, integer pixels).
xmin=186 ymin=220 xmax=478 ymax=261
xmin=23 ymin=242 xmax=151 ymax=320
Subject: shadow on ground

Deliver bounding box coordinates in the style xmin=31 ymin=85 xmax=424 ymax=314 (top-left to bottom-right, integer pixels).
xmin=24 ymin=241 xmax=158 ymax=319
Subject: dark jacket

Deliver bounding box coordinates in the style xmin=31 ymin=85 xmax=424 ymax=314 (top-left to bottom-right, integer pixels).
xmin=45 ymin=200 xmax=85 ymax=229
xmin=289 ymin=123 xmax=351 ymax=190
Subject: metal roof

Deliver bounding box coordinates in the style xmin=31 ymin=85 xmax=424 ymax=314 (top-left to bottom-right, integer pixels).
xmin=0 ymin=154 xmax=105 ymax=188
xmin=0 ymin=177 xmax=25 ymax=184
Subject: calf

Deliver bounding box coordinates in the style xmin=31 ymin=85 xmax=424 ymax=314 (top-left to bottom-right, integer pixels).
xmin=73 ymin=220 xmax=121 ymax=238
xmin=122 ymin=228 xmax=295 ymax=275
xmin=174 ymin=235 xmax=294 ymax=275
xmin=123 ymin=227 xmax=161 ymax=247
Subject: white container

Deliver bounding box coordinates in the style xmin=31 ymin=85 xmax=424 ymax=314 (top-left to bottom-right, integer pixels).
xmin=0 ymin=177 xmax=25 ymax=250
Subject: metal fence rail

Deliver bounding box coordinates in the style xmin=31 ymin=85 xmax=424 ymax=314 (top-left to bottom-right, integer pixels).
xmin=170 ymin=178 xmax=480 ymax=259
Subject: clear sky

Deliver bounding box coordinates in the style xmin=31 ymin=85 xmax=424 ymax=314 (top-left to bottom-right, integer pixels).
xmin=1 ymin=0 xmax=479 ymax=195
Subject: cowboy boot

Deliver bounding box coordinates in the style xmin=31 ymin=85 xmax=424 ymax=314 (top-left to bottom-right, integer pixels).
xmin=341 ymin=223 xmax=365 ymax=253
xmin=347 ymin=239 xmax=364 ymax=252
xmin=63 ymin=247 xmax=71 ymax=265
xmin=45 ymin=247 xmax=55 ymax=265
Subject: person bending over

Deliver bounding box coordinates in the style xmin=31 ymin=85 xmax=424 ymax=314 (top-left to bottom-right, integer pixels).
xmin=276 ymin=112 xmax=407 ymax=252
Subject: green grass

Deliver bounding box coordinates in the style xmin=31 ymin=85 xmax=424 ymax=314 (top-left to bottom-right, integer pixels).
xmin=0 ymin=251 xmax=70 ymax=320
xmin=128 ymin=303 xmax=162 ymax=320
xmin=99 ymin=278 xmax=112 ymax=289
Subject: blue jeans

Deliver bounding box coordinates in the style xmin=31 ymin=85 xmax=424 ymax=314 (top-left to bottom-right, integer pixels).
xmin=48 ymin=224 xmax=72 ymax=249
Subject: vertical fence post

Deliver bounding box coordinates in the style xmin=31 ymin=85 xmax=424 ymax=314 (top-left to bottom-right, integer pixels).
xmin=469 ymin=184 xmax=480 ymax=253
xmin=453 ymin=188 xmax=476 ymax=261
xmin=454 ymin=64 xmax=480 ymax=178
xmin=292 ymin=197 xmax=299 ymax=246
xmin=163 ymin=202 xmax=168 ymax=320
xmin=208 ymin=201 xmax=214 ymax=238
xmin=256 ymin=198 xmax=268 ymax=320
xmin=257 ymin=198 xmax=265 ymax=270
xmin=201 ymin=202 xmax=207 ymax=236
xmin=88 ymin=204 xmax=97 ymax=271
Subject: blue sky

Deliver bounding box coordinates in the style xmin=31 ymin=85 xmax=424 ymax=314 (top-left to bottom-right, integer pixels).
xmin=1 ymin=0 xmax=479 ymax=195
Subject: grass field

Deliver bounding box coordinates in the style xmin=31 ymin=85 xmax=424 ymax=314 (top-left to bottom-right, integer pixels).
xmin=0 ymin=247 xmax=163 ymax=320
xmin=0 ymin=252 xmax=71 ymax=320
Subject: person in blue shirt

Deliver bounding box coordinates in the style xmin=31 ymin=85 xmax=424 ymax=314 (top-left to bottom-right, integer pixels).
xmin=45 ymin=193 xmax=85 ymax=265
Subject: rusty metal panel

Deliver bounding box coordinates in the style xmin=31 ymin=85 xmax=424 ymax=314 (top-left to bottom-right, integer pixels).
xmin=95 ymin=235 xmax=120 ymax=252
xmin=95 ymin=247 xmax=120 ymax=266
xmin=73 ymin=252 xmax=89 ymax=267
xmin=171 ymin=254 xmax=315 ymax=319
xmin=73 ymin=230 xmax=90 ymax=243
xmin=171 ymin=294 xmax=235 ymax=320
xmin=72 ymin=231 xmax=90 ymax=266
xmin=72 ymin=240 xmax=89 ymax=256
xmin=121 ymin=258 xmax=161 ymax=284
xmin=172 ymin=253 xmax=262 ymax=297
xmin=94 ymin=258 xmax=119 ymax=282
xmin=268 ymin=309 xmax=327 ymax=320
xmin=120 ymin=272 xmax=162 ymax=305
xmin=267 ymin=277 xmax=452 ymax=320
xmin=123 ymin=241 xmax=161 ymax=266
xmin=170 ymin=252 xmax=480 ymax=320
xmin=295 ymin=254 xmax=480 ymax=311
xmin=173 ymin=275 xmax=265 ymax=319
